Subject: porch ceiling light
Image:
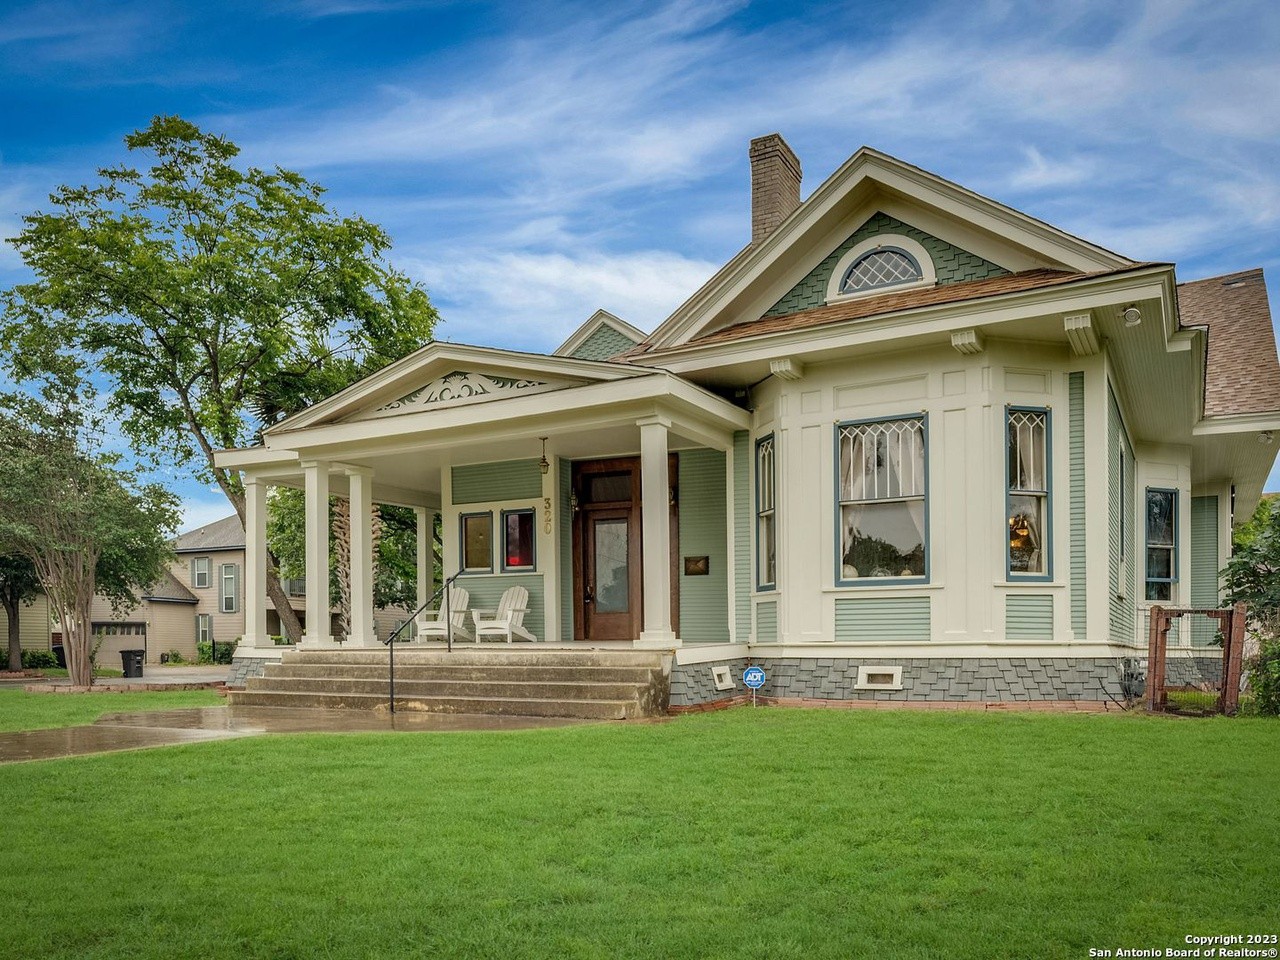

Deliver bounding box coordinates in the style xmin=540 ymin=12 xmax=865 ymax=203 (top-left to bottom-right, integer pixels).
xmin=1259 ymin=431 xmax=1274 ymax=445
xmin=539 ymin=437 xmax=549 ymax=475
xmin=1123 ymin=306 xmax=1142 ymax=327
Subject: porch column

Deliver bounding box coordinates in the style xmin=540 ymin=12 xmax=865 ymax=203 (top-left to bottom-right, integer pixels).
xmin=241 ymin=473 xmax=270 ymax=649
xmin=301 ymin=459 xmax=334 ymax=646
xmin=345 ymin=466 xmax=376 ymax=647
xmin=414 ymin=507 xmax=436 ymax=622
xmin=637 ymin=416 xmax=678 ymax=647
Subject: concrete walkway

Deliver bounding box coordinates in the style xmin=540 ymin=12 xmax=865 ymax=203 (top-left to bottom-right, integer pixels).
xmin=20 ymin=664 xmax=229 ymax=693
xmin=0 ymin=705 xmax=590 ymax=763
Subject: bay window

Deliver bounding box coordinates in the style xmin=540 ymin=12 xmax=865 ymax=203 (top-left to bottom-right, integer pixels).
xmin=1145 ymin=489 xmax=1177 ymax=601
xmin=1007 ymin=407 xmax=1050 ymax=579
xmin=837 ymin=416 xmax=927 ymax=583
xmin=756 ymin=435 xmax=776 ymax=589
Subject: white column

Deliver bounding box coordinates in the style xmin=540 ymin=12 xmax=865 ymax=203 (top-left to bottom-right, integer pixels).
xmin=301 ymin=460 xmax=334 ymax=646
xmin=346 ymin=466 xmax=376 ymax=647
xmin=637 ymin=416 xmax=678 ymax=647
xmin=241 ymin=474 xmax=269 ymax=649
xmin=414 ymin=507 xmax=435 ymax=625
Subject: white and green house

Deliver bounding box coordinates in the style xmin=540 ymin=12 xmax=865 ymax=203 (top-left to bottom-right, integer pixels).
xmin=217 ymin=135 xmax=1280 ymax=707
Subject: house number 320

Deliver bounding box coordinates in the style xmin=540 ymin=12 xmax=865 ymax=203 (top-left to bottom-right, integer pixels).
xmin=543 ymin=497 xmax=552 ymax=534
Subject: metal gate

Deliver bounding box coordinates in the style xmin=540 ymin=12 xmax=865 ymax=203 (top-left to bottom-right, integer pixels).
xmin=1146 ymin=603 xmax=1246 ymax=715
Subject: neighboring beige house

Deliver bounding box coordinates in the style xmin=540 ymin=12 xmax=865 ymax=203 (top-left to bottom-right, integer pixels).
xmin=17 ymin=512 xmax=411 ymax=665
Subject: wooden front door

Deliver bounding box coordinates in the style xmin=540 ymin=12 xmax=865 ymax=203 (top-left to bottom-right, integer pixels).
xmin=572 ymin=457 xmax=678 ymax=641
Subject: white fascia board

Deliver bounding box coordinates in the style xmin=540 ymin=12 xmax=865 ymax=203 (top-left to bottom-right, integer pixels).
xmin=553 ymin=309 xmax=648 ymax=357
xmin=212 ymin=445 xmax=304 ymax=472
xmin=649 ymin=147 xmax=1133 ymax=350
xmin=268 ymin=341 xmax=651 ymax=435
xmin=263 ymin=373 xmax=750 ymax=456
xmin=651 ymin=270 xmax=1173 ymax=376
xmin=1192 ymin=412 xmax=1280 ymax=436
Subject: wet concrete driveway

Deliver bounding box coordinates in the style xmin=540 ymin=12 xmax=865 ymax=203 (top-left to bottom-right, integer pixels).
xmin=0 ymin=706 xmax=589 ymax=763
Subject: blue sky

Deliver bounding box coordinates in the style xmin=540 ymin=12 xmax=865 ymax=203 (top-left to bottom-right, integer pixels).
xmin=2 ymin=0 xmax=1279 ymax=528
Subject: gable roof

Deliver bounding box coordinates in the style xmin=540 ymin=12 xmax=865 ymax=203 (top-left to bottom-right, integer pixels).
xmin=142 ymin=569 xmax=199 ymax=604
xmin=553 ymin=309 xmax=647 ymax=359
xmin=174 ymin=514 xmax=244 ymax=553
xmin=1178 ymin=268 xmax=1280 ymax=418
xmin=641 ymin=146 xmax=1135 ymax=351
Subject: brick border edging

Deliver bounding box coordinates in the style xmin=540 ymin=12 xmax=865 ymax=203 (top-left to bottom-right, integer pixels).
xmin=670 ymin=695 xmax=1132 ymax=715
xmin=22 ymin=682 xmax=228 ymax=695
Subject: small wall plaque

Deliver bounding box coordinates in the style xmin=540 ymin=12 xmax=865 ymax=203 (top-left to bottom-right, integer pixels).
xmin=683 ymin=556 xmax=710 ymax=576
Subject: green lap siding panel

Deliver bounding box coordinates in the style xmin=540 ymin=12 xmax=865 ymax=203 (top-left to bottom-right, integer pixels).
xmin=1190 ymin=496 xmax=1220 ymax=646
xmin=559 ymin=458 xmax=573 ymax=643
xmin=456 ymin=574 xmax=545 ymax=641
xmin=677 ymin=450 xmax=729 ymax=642
xmin=1108 ymin=385 xmax=1136 ymax=645
xmin=452 ymin=460 xmax=542 ymax=504
xmin=834 ymin=597 xmax=931 ymax=642
xmin=570 ymin=325 xmax=640 ymax=360
xmin=756 ymin=600 xmax=777 ymax=644
xmin=764 ymin=212 xmax=1009 ymax=318
xmin=1069 ymin=372 xmax=1087 ymax=636
xmin=1006 ymin=595 xmax=1054 ymax=641
xmin=733 ymin=431 xmax=752 ymax=642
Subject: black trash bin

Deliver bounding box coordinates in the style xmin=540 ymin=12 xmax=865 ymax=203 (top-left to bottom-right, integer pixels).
xmin=120 ymin=649 xmax=145 ymax=679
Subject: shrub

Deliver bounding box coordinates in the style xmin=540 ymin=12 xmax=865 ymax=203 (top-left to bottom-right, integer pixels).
xmin=1245 ymin=637 xmax=1280 ymax=716
xmin=166 ymin=649 xmax=187 ymax=665
xmin=21 ymin=649 xmax=59 ymax=669
xmin=197 ymin=639 xmax=237 ymax=665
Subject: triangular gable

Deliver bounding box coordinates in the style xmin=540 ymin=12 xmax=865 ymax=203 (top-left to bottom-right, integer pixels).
xmin=553 ymin=309 xmax=646 ymax=360
xmin=266 ymin=341 xmax=647 ymax=435
xmin=645 ymin=146 xmax=1135 ymax=349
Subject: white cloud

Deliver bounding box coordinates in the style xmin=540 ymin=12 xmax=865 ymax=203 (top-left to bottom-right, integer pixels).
xmin=178 ymin=496 xmax=237 ymax=535
xmin=1007 ymin=147 xmax=1095 ymax=191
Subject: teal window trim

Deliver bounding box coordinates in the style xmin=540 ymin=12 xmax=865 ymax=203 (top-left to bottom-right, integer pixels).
xmin=459 ymin=511 xmax=494 ymax=575
xmin=1145 ymin=487 xmax=1178 ymax=601
xmin=834 ymin=413 xmax=930 ymax=587
xmin=1006 ymin=405 xmax=1053 ymax=582
xmin=500 ymin=508 xmax=537 ymax=573
xmin=755 ymin=433 xmax=776 ymax=591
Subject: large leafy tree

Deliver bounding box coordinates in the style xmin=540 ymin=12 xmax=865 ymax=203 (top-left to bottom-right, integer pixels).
xmin=0 ymin=389 xmax=179 ymax=686
xmin=0 ymin=555 xmax=41 ymax=672
xmin=0 ymin=116 xmax=438 ymax=643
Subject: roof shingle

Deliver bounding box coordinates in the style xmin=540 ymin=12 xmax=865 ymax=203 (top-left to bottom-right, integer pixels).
xmin=173 ymin=514 xmax=244 ymax=553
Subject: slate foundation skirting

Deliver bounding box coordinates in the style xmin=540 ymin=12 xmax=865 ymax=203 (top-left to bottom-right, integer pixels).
xmin=1162 ymin=654 xmax=1223 ymax=687
xmin=670 ymin=657 xmax=1140 ymax=708
xmin=226 ymin=655 xmax=273 ymax=689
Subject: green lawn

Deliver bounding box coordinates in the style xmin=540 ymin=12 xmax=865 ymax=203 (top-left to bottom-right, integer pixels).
xmin=0 ymin=688 xmax=224 ymax=732
xmin=0 ymin=709 xmax=1276 ymax=960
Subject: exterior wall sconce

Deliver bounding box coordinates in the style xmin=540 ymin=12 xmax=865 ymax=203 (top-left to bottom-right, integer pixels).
xmin=538 ymin=437 xmax=549 ymax=475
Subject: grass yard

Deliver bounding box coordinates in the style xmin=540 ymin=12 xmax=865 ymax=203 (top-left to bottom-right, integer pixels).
xmin=0 ymin=688 xmax=224 ymax=732
xmin=0 ymin=709 xmax=1276 ymax=960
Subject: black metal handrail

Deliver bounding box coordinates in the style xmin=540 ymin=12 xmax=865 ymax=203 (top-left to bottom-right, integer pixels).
xmin=382 ymin=570 xmax=464 ymax=715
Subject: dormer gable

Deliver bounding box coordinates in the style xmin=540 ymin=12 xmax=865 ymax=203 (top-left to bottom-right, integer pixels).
xmin=553 ymin=309 xmax=646 ymax=361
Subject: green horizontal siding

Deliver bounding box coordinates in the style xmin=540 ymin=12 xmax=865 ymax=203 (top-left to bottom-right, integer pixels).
xmin=733 ymin=431 xmax=752 ymax=643
xmin=677 ymin=450 xmax=729 ymax=642
xmin=834 ymin=597 xmax=930 ymax=642
xmin=1108 ymin=385 xmax=1136 ymax=644
xmin=764 ymin=212 xmax=1008 ymax=318
xmin=1005 ymin=595 xmax=1053 ymax=641
xmin=756 ymin=600 xmax=778 ymax=644
xmin=1069 ymin=371 xmax=1087 ymax=636
xmin=1190 ymin=496 xmax=1219 ymax=647
xmin=452 ymin=460 xmax=542 ymax=504
xmin=571 ymin=324 xmax=639 ymax=360
xmin=456 ymin=573 xmax=545 ymax=641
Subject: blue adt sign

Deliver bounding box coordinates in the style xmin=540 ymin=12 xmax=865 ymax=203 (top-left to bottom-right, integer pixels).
xmin=743 ymin=666 xmax=766 ymax=689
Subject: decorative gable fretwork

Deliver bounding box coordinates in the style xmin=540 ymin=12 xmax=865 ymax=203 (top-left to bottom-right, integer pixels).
xmin=354 ymin=370 xmax=569 ymax=421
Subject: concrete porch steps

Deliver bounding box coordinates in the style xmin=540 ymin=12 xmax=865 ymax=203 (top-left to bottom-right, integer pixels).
xmin=225 ymin=648 xmax=672 ymax=720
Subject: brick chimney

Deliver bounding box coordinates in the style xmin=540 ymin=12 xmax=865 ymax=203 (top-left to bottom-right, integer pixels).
xmin=749 ymin=133 xmax=802 ymax=244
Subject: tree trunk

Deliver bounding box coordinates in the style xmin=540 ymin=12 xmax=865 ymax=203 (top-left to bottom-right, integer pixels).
xmin=220 ymin=480 xmax=304 ymax=644
xmin=4 ymin=597 xmax=20 ymax=672
xmin=64 ymin=599 xmax=94 ymax=687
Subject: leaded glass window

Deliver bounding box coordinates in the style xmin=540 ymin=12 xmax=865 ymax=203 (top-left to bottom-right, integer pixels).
xmin=1145 ymin=489 xmax=1177 ymax=601
xmin=756 ymin=435 xmax=776 ymax=589
xmin=838 ymin=248 xmax=923 ymax=295
xmin=1007 ymin=409 xmax=1049 ymax=577
xmin=837 ymin=417 xmax=926 ymax=581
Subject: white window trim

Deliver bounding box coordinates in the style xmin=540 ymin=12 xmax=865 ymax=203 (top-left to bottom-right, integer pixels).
xmin=196 ymin=614 xmax=212 ymax=644
xmin=193 ymin=556 xmax=211 ymax=589
xmin=825 ymin=234 xmax=937 ymax=304
xmin=220 ymin=563 xmax=239 ymax=614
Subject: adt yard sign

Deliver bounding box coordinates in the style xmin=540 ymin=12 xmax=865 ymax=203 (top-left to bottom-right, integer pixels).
xmin=743 ymin=666 xmax=766 ymax=689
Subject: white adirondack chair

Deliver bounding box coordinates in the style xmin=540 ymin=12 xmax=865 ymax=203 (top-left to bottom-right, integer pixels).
xmin=471 ymin=585 xmax=537 ymax=643
xmin=416 ymin=585 xmax=473 ymax=642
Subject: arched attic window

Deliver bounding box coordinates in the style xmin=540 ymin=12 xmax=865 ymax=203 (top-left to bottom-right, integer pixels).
xmin=825 ymin=234 xmax=937 ymax=302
